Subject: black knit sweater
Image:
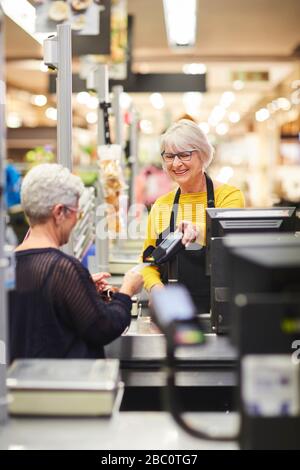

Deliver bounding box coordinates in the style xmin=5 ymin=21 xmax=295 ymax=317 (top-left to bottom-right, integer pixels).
xmin=9 ymin=248 xmax=132 ymax=361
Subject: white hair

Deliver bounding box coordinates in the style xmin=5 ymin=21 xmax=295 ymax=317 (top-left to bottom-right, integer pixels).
xmin=21 ymin=163 xmax=84 ymax=223
xmin=160 ymin=119 xmax=214 ymax=169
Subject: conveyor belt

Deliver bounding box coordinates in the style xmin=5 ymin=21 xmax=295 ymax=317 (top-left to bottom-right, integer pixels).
xmin=105 ymin=317 xmax=237 ymax=365
xmin=106 ymin=317 xmax=238 ymax=411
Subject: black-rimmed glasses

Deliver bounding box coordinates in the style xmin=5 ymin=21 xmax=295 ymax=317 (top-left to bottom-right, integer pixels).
xmin=161 ymin=150 xmax=196 ymax=163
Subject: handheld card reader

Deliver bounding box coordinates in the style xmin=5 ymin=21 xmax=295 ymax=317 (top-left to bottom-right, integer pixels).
xmin=145 ymin=231 xmax=184 ymax=266
xmin=131 ymin=231 xmax=185 ymax=273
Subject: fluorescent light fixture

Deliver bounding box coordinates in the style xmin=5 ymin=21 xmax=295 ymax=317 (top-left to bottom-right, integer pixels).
xmin=1 ymin=0 xmax=53 ymax=45
xmin=163 ymin=0 xmax=197 ymax=47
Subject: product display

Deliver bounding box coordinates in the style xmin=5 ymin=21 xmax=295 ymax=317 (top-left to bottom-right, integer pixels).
xmin=48 ymin=1 xmax=70 ymax=21
xmin=98 ymin=144 xmax=126 ymax=233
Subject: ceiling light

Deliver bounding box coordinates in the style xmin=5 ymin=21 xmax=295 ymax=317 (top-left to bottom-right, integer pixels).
xmin=45 ymin=107 xmax=57 ymax=121
xmin=86 ymin=112 xmax=97 ymax=124
xmin=163 ymin=0 xmax=197 ymax=47
xmin=87 ymin=96 xmax=99 ymax=110
xmin=150 ymin=93 xmax=165 ymax=110
xmin=216 ymin=123 xmax=229 ymax=136
xmin=208 ymin=105 xmax=226 ymax=126
xmin=183 ymin=63 xmax=206 ymax=75
xmin=220 ymin=91 xmax=235 ymax=108
xmin=7 ymin=112 xmax=22 ymax=128
xmin=140 ymin=119 xmax=153 ymax=134
xmin=31 ymin=95 xmax=47 ymax=107
xmin=277 ymin=97 xmax=291 ymax=111
xmin=228 ymin=111 xmax=240 ymax=123
xmin=232 ymin=80 xmax=244 ymax=91
xmin=76 ymin=92 xmax=90 ymax=105
xmin=255 ymin=108 xmax=270 ymax=122
xmin=120 ymin=92 xmax=132 ymax=110
xmin=267 ymin=102 xmax=278 ymax=114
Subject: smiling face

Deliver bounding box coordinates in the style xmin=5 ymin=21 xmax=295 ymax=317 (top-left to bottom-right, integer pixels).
xmin=163 ymin=148 xmax=204 ymax=192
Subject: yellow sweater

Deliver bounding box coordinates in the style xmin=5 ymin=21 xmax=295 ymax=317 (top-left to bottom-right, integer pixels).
xmin=141 ymin=184 xmax=245 ymax=291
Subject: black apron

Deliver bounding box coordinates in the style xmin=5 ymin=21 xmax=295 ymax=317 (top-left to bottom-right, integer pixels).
xmin=156 ymin=173 xmax=215 ymax=314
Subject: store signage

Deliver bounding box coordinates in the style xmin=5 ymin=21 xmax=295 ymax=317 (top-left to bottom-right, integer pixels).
xmin=49 ymin=72 xmax=207 ymax=93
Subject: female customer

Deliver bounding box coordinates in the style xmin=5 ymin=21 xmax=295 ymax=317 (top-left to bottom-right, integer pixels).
xmin=10 ymin=163 xmax=143 ymax=361
xmin=142 ymin=119 xmax=244 ymax=313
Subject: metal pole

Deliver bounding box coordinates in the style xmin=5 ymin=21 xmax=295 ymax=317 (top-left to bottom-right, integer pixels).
xmin=0 ymin=5 xmax=8 ymax=424
xmin=129 ymin=107 xmax=139 ymax=206
xmin=87 ymin=65 xmax=110 ymax=273
xmin=57 ymin=24 xmax=72 ymax=171
xmin=112 ymin=85 xmax=126 ymax=250
xmin=55 ymin=24 xmax=73 ymax=255
xmin=112 ymin=85 xmax=124 ymax=165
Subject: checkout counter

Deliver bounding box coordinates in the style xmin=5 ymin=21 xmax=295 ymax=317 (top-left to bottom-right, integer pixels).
xmin=106 ymin=247 xmax=237 ymax=413
xmin=0 ymin=412 xmax=238 ymax=450
xmin=106 ymin=314 xmax=237 ymax=412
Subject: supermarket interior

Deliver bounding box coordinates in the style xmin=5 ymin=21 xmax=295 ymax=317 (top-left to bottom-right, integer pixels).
xmin=0 ymin=0 xmax=300 ymax=451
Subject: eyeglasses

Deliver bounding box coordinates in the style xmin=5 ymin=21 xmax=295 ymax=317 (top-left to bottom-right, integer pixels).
xmin=64 ymin=206 xmax=84 ymax=221
xmin=161 ymin=150 xmax=196 ymax=163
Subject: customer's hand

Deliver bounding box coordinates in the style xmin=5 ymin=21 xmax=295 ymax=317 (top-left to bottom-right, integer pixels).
xmin=92 ymin=272 xmax=111 ymax=293
xmin=177 ymin=221 xmax=200 ymax=247
xmin=119 ymin=270 xmax=144 ymax=297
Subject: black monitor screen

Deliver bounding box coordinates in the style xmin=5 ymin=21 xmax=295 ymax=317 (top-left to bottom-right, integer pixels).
xmin=206 ymin=207 xmax=296 ymax=275
xmin=206 ymin=207 xmax=297 ymax=335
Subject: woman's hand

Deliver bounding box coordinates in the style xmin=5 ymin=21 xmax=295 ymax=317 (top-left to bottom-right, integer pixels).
xmin=119 ymin=270 xmax=144 ymax=297
xmin=92 ymin=272 xmax=111 ymax=293
xmin=177 ymin=220 xmax=200 ymax=247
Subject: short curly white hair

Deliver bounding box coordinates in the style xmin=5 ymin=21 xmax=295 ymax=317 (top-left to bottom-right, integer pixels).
xmin=21 ymin=163 xmax=84 ymax=223
xmin=161 ymin=119 xmax=214 ymax=169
